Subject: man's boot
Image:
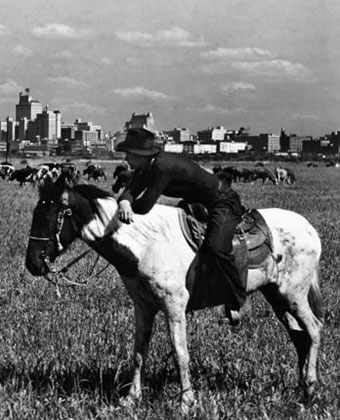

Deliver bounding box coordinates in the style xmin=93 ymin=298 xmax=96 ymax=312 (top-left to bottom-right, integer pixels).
xmin=222 ymin=264 xmax=249 ymax=326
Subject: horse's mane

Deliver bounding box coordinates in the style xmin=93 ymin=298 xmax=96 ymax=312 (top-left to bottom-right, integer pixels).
xmin=39 ymin=181 xmax=113 ymax=205
xmin=73 ymin=184 xmax=113 ymax=201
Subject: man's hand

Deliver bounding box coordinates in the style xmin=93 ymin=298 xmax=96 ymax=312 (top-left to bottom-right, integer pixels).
xmin=118 ymin=200 xmax=134 ymax=223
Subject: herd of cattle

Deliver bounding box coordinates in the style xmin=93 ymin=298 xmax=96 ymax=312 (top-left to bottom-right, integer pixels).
xmin=109 ymin=163 xmax=297 ymax=197
xmin=212 ymin=164 xmax=296 ymax=185
xmin=0 ymin=162 xmax=108 ymax=187
xmin=2 ymin=159 xmax=335 ymax=192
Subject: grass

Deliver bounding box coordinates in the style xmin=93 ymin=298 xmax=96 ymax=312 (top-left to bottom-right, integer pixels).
xmin=0 ymin=158 xmax=339 ymax=419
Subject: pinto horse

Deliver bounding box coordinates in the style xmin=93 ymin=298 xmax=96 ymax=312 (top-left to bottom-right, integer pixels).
xmin=25 ymin=178 xmax=324 ymax=413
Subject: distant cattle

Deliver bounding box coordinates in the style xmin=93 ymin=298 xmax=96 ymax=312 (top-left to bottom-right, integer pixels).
xmin=253 ymin=167 xmax=278 ymax=185
xmin=234 ymin=167 xmax=257 ymax=183
xmin=0 ymin=163 xmax=15 ymax=180
xmin=275 ymin=166 xmax=296 ymax=185
xmin=307 ymin=162 xmax=318 ymax=168
xmin=112 ymin=167 xmax=134 ymax=194
xmin=83 ymin=164 xmax=107 ymax=181
xmin=10 ymin=166 xmax=37 ymax=187
xmin=113 ymin=164 xmax=129 ymax=179
xmin=212 ymin=166 xmax=238 ymax=183
xmin=61 ymin=163 xmax=81 ymax=184
xmin=36 ymin=164 xmax=60 ymax=183
xmin=35 ymin=162 xmax=80 ymax=185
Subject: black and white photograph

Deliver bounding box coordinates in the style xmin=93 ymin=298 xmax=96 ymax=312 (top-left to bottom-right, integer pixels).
xmin=0 ymin=1 xmax=339 ymax=418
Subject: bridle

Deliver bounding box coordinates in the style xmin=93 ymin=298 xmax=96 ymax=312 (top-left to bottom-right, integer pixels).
xmin=29 ymin=201 xmax=74 ymax=255
xmin=29 ymin=201 xmax=101 ymax=293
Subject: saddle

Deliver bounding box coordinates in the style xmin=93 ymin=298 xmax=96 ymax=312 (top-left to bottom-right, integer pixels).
xmin=177 ymin=202 xmax=274 ymax=311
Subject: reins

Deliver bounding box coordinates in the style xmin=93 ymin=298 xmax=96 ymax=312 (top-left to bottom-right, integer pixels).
xmin=43 ymin=249 xmax=111 ymax=298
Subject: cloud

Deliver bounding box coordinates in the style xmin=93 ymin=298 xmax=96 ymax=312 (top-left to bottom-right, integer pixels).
xmin=222 ymin=82 xmax=256 ymax=92
xmin=32 ymin=23 xmax=85 ymax=39
xmin=232 ymin=59 xmax=314 ymax=81
xmin=112 ymin=86 xmax=174 ymax=100
xmin=0 ymin=24 xmax=8 ymax=37
xmin=54 ymin=50 xmax=73 ymax=59
xmin=99 ymin=57 xmax=113 ymax=65
xmin=116 ymin=26 xmax=205 ymax=48
xmin=13 ymin=44 xmax=33 ymax=57
xmin=126 ymin=57 xmax=140 ymax=65
xmin=201 ymin=46 xmax=314 ymax=82
xmin=201 ymin=104 xmax=246 ymax=116
xmin=288 ymin=113 xmax=320 ymax=121
xmin=47 ymin=77 xmax=87 ymax=87
xmin=0 ymin=79 xmax=23 ymax=95
xmin=202 ymin=47 xmax=274 ymax=61
xmin=62 ymin=102 xmax=107 ymax=116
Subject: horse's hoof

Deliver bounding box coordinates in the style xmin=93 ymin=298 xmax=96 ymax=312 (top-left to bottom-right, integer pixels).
xmin=119 ymin=396 xmax=136 ymax=411
xmin=303 ymin=383 xmax=316 ymax=404
xmin=180 ymin=391 xmax=196 ymax=415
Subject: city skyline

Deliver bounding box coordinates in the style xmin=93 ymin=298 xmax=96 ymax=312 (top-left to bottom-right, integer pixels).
xmin=1 ymin=1 xmax=340 ymax=136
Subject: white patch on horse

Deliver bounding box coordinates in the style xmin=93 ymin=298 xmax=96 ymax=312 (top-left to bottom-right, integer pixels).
xmin=81 ymin=198 xmax=119 ymax=242
xmin=115 ymin=205 xmax=193 ymax=278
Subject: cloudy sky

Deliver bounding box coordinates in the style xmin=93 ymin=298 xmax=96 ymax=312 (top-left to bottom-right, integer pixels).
xmin=1 ymin=0 xmax=340 ymax=136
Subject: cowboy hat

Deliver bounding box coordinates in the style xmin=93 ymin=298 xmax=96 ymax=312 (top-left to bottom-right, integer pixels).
xmin=116 ymin=128 xmax=161 ymax=156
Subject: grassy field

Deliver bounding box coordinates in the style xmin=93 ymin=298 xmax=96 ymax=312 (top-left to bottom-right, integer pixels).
xmin=0 ymin=158 xmax=339 ymax=419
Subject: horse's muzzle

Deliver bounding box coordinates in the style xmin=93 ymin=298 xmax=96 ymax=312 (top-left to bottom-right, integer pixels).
xmin=25 ymin=246 xmax=50 ymax=276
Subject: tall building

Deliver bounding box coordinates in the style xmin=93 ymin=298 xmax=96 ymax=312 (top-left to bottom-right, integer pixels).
xmin=18 ymin=117 xmax=29 ymax=140
xmin=15 ymin=88 xmax=42 ymax=121
xmin=169 ymin=127 xmax=191 ymax=143
xmin=36 ymin=106 xmax=61 ymax=142
xmin=6 ymin=117 xmax=15 ymax=141
xmin=125 ymin=112 xmax=155 ymax=132
xmin=197 ymin=126 xmax=227 ymax=142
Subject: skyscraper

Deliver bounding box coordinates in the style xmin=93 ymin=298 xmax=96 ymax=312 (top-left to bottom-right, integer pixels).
xmin=15 ymin=88 xmax=43 ymax=121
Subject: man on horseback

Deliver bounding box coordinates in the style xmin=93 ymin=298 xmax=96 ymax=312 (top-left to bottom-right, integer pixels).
xmin=116 ymin=128 xmax=247 ymax=325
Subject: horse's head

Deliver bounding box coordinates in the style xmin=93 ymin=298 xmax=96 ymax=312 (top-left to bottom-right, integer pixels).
xmin=25 ymin=176 xmax=81 ymax=276
xmin=26 ymin=177 xmax=117 ymax=276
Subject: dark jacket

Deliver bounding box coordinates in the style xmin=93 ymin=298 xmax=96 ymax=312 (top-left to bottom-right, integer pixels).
xmin=118 ymin=151 xmax=242 ymax=214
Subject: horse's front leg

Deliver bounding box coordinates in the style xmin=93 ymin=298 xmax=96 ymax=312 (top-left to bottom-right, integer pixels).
xmin=165 ymin=298 xmax=195 ymax=414
xmin=123 ymin=302 xmax=156 ymax=405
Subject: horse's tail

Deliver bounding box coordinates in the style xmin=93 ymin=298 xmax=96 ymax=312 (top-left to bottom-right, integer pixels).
xmin=308 ymin=267 xmax=325 ymax=323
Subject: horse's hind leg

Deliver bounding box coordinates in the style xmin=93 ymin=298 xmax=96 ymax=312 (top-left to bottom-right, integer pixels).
xmin=262 ymin=282 xmax=323 ymax=399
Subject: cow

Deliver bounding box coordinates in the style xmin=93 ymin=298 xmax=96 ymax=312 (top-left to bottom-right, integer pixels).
xmin=36 ymin=164 xmax=61 ymax=184
xmin=275 ymin=166 xmax=296 ymax=185
xmin=234 ymin=167 xmax=257 ymax=183
xmin=59 ymin=162 xmax=81 ymax=185
xmin=83 ymin=164 xmax=107 ymax=181
xmin=112 ymin=168 xmax=134 ymax=194
xmin=9 ymin=166 xmax=37 ymax=187
xmin=0 ymin=163 xmax=15 ymax=180
xmin=253 ymin=167 xmax=278 ymax=185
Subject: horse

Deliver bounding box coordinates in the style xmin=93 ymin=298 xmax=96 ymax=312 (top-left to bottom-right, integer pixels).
xmin=25 ymin=178 xmax=324 ymax=413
